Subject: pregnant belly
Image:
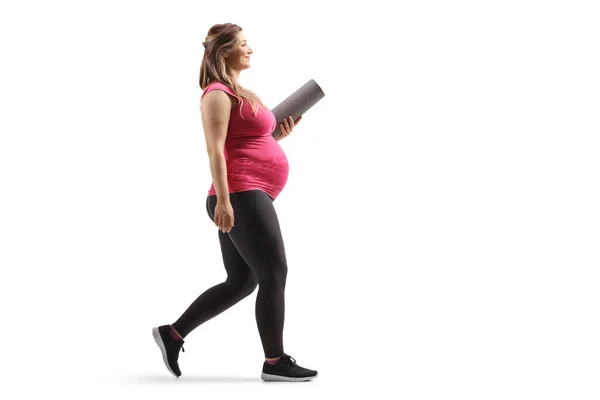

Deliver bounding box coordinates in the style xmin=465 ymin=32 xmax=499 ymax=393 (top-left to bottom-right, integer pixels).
xmin=227 ymin=155 xmax=289 ymax=192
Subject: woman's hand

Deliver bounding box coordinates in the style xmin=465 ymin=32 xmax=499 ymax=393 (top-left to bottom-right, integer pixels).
xmin=214 ymin=201 xmax=234 ymax=233
xmin=276 ymin=115 xmax=302 ymax=142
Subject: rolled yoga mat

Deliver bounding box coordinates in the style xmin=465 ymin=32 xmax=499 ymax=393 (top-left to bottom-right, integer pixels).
xmin=270 ymin=79 xmax=325 ymax=139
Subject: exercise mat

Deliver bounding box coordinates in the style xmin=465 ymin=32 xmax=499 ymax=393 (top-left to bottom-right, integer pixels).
xmin=270 ymin=79 xmax=325 ymax=139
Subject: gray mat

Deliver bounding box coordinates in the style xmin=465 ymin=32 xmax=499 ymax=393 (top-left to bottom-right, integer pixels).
xmin=270 ymin=79 xmax=325 ymax=139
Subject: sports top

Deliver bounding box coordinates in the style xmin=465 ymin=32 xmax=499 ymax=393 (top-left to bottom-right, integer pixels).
xmin=201 ymin=81 xmax=289 ymax=200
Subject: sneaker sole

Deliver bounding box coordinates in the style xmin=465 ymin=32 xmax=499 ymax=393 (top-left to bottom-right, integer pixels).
xmin=261 ymin=372 xmax=318 ymax=382
xmin=152 ymin=327 xmax=179 ymax=378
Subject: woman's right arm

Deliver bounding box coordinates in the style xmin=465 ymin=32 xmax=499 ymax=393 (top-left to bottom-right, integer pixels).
xmin=201 ymin=90 xmax=232 ymax=205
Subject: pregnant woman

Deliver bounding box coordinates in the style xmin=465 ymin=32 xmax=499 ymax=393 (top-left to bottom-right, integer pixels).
xmin=152 ymin=23 xmax=317 ymax=382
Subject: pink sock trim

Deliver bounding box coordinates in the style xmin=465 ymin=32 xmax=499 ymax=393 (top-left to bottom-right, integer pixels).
xmin=265 ymin=357 xmax=281 ymax=365
xmin=169 ymin=325 xmax=183 ymax=342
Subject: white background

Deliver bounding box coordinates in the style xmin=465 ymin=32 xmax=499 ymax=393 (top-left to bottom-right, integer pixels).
xmin=1 ymin=0 xmax=599 ymax=398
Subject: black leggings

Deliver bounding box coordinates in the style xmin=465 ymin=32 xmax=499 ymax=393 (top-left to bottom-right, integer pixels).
xmin=172 ymin=190 xmax=287 ymax=358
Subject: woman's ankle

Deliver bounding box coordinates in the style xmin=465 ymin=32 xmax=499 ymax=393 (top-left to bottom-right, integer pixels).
xmin=265 ymin=356 xmax=281 ymax=365
xmin=169 ymin=324 xmax=184 ymax=341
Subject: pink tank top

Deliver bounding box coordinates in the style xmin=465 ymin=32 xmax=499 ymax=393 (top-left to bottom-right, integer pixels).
xmin=201 ymin=81 xmax=289 ymax=200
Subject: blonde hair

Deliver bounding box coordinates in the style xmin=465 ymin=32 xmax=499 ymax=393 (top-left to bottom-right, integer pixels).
xmin=199 ymin=23 xmax=262 ymax=119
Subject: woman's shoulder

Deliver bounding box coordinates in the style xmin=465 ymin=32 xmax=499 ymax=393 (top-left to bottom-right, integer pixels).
xmin=201 ymin=82 xmax=240 ymax=112
xmin=204 ymin=81 xmax=236 ymax=92
xmin=202 ymin=81 xmax=240 ymax=100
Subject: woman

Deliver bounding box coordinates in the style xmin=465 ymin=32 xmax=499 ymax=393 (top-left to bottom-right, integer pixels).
xmin=152 ymin=23 xmax=317 ymax=382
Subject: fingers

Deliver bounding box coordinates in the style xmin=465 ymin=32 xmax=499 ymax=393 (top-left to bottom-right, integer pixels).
xmin=279 ymin=124 xmax=288 ymax=137
xmin=279 ymin=115 xmax=303 ymax=139
xmin=280 ymin=116 xmax=295 ymax=137
xmin=217 ymin=223 xmax=232 ymax=233
xmin=214 ymin=217 xmax=234 ymax=233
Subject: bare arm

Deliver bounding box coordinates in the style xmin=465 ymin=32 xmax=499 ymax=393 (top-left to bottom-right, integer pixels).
xmin=201 ymin=90 xmax=234 ymax=205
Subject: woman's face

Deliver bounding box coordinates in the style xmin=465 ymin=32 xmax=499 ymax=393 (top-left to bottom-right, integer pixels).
xmin=226 ymin=32 xmax=253 ymax=70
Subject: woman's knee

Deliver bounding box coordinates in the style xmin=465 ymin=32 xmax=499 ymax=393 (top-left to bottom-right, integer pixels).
xmin=242 ymin=273 xmax=259 ymax=294
xmin=227 ymin=272 xmax=258 ymax=296
xmin=257 ymin=263 xmax=288 ymax=287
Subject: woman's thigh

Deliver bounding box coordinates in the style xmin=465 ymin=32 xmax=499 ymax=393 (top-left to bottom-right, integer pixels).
xmin=207 ymin=190 xmax=287 ymax=278
xmin=206 ymin=191 xmax=254 ymax=282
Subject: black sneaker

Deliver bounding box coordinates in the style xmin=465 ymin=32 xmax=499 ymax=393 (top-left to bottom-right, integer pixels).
xmin=152 ymin=325 xmax=185 ymax=377
xmin=261 ymin=353 xmax=318 ymax=382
